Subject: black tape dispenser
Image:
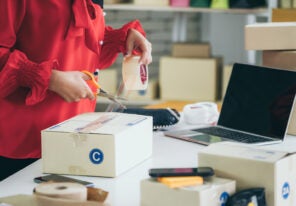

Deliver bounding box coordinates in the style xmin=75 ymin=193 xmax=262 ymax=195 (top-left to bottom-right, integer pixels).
xmin=226 ymin=188 xmax=266 ymax=206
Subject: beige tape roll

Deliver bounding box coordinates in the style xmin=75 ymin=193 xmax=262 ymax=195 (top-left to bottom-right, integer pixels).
xmin=35 ymin=182 xmax=87 ymax=201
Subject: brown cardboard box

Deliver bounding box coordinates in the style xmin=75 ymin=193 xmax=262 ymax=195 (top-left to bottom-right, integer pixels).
xmin=98 ymin=68 xmax=118 ymax=94
xmin=172 ymin=43 xmax=211 ymax=58
xmin=289 ymin=111 xmax=296 ymax=135
xmin=222 ymin=64 xmax=233 ymax=99
xmin=262 ymin=50 xmax=296 ymax=135
xmin=262 ymin=50 xmax=296 ymax=70
xmin=199 ymin=142 xmax=296 ymax=206
xmin=272 ymin=9 xmax=296 ymax=22
xmin=159 ymin=56 xmax=221 ymax=102
xmin=245 ymin=22 xmax=296 ymax=50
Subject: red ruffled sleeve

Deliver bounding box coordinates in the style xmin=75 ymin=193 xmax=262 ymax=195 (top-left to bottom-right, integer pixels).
xmin=98 ymin=19 xmax=146 ymax=69
xmin=0 ymin=49 xmax=57 ymax=105
xmin=0 ymin=0 xmax=57 ymax=106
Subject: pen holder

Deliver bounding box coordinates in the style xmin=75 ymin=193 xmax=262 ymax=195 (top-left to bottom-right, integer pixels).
xmin=122 ymin=55 xmax=148 ymax=91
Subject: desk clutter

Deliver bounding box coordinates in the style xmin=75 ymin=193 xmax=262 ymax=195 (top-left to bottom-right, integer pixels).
xmin=141 ymin=140 xmax=296 ymax=205
xmin=141 ymin=164 xmax=268 ymax=206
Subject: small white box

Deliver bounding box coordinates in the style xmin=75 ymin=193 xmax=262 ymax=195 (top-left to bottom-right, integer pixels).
xmin=41 ymin=112 xmax=153 ymax=177
xmin=198 ymin=142 xmax=296 ymax=206
xmin=141 ymin=177 xmax=235 ymax=206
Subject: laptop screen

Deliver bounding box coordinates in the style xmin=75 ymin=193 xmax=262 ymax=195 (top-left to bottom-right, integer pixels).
xmin=219 ymin=63 xmax=296 ymax=140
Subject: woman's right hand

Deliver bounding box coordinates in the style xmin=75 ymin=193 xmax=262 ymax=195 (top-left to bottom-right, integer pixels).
xmin=48 ymin=70 xmax=95 ymax=102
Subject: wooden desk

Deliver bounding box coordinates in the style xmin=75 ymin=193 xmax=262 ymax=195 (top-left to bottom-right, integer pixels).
xmin=145 ymin=100 xmax=222 ymax=112
xmin=145 ymin=100 xmax=195 ymax=111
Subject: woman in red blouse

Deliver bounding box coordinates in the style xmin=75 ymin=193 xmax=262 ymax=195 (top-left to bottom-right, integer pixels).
xmin=0 ymin=0 xmax=152 ymax=180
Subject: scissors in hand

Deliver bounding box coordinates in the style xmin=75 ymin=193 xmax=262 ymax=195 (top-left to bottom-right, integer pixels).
xmin=82 ymin=70 xmax=127 ymax=109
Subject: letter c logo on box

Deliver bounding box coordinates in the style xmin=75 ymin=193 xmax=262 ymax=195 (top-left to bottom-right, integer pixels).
xmin=282 ymin=182 xmax=290 ymax=199
xmin=89 ymin=148 xmax=104 ymax=164
xmin=220 ymin=191 xmax=229 ymax=205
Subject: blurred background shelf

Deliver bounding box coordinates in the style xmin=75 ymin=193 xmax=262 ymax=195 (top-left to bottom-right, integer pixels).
xmin=105 ymin=4 xmax=269 ymax=15
xmin=98 ymin=1 xmax=279 ymax=108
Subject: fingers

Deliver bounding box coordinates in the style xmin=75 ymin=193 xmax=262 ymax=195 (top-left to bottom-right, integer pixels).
xmin=126 ymin=29 xmax=153 ymax=65
xmin=139 ymin=42 xmax=152 ymax=65
xmin=50 ymin=70 xmax=96 ymax=103
xmin=69 ymin=91 xmax=95 ymax=103
xmin=80 ymin=79 xmax=95 ymax=101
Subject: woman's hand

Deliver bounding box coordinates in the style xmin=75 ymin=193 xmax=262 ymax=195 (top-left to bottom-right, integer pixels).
xmin=125 ymin=28 xmax=152 ymax=65
xmin=49 ymin=70 xmax=95 ymax=102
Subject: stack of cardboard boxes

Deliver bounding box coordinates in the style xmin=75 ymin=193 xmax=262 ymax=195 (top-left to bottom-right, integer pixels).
xmin=159 ymin=43 xmax=222 ymax=102
xmin=245 ymin=12 xmax=296 ymax=136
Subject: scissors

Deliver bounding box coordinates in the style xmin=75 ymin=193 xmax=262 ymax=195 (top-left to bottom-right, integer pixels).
xmin=82 ymin=70 xmax=127 ymax=109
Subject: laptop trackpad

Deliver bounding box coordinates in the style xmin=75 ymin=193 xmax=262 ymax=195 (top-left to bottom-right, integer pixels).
xmin=164 ymin=130 xmax=229 ymax=145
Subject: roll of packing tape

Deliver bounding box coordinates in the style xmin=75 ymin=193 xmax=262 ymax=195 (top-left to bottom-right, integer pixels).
xmin=35 ymin=182 xmax=87 ymax=201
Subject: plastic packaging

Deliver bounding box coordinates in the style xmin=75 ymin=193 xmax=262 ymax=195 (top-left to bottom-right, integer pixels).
xmin=122 ymin=55 xmax=148 ymax=90
xmin=183 ymin=102 xmax=219 ymax=125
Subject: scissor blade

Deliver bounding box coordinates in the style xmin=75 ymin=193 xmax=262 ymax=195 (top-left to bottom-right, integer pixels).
xmin=97 ymin=92 xmax=126 ymax=109
xmin=99 ymin=89 xmax=127 ymax=101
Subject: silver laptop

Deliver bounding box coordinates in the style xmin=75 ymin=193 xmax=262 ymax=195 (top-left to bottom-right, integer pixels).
xmin=164 ymin=63 xmax=296 ymax=146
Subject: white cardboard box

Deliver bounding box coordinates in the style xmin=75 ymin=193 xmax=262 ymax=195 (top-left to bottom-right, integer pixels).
xmin=41 ymin=112 xmax=153 ymax=177
xmin=159 ymin=56 xmax=221 ymax=101
xmin=245 ymin=22 xmax=296 ymax=50
xmin=141 ymin=177 xmax=235 ymax=206
xmin=198 ymin=142 xmax=296 ymax=206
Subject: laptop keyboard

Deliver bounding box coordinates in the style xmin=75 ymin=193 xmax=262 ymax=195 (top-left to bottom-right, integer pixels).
xmin=194 ymin=127 xmax=274 ymax=143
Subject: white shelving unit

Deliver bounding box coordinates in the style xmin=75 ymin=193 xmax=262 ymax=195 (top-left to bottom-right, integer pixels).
xmin=97 ymin=1 xmax=279 ymax=110
xmin=104 ymin=1 xmax=278 ymax=65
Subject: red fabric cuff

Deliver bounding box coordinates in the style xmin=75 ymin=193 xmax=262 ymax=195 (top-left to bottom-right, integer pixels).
xmin=99 ymin=20 xmax=146 ymax=69
xmin=0 ymin=51 xmax=56 ymax=105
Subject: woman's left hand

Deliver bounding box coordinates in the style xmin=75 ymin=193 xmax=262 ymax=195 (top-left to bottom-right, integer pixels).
xmin=125 ymin=28 xmax=152 ymax=65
